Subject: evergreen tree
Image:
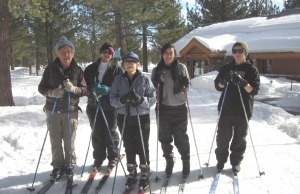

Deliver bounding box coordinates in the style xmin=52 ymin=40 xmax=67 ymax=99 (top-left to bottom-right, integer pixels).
xmin=284 ymin=0 xmax=300 ymax=9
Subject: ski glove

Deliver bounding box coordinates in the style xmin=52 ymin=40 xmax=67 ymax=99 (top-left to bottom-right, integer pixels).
xmin=63 ymin=79 xmax=81 ymax=94
xmin=129 ymin=90 xmax=143 ymax=105
xmin=178 ymin=76 xmax=189 ymax=92
xmin=91 ymin=83 xmax=110 ymax=96
xmin=233 ymin=73 xmax=248 ymax=88
xmin=120 ymin=92 xmax=132 ymax=105
xmin=47 ymin=87 xmax=64 ymax=98
xmin=223 ymin=71 xmax=235 ymax=83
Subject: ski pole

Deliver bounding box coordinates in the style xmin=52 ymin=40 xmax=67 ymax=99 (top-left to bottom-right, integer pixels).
xmin=67 ymin=91 xmax=73 ymax=172
xmin=185 ymin=92 xmax=204 ymax=179
xmin=111 ymin=104 xmax=128 ymax=194
xmin=80 ymin=100 xmax=100 ymax=177
xmin=205 ymin=83 xmax=229 ymax=167
xmin=27 ymin=98 xmax=58 ymax=191
xmin=97 ymin=96 xmax=126 ymax=176
xmin=155 ymin=83 xmax=161 ymax=182
xmin=135 ymin=103 xmax=152 ymax=193
xmin=237 ymin=85 xmax=265 ymax=176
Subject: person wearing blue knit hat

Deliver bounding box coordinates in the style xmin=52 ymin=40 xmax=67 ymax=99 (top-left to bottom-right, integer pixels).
xmin=110 ymin=51 xmax=156 ymax=189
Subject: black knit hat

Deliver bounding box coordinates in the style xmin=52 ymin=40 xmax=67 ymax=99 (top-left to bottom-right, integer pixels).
xmin=232 ymin=41 xmax=249 ymax=56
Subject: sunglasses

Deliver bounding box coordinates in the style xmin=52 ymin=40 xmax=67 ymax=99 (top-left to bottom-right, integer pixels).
xmin=232 ymin=48 xmax=244 ymax=54
xmin=102 ymin=50 xmax=112 ymax=55
xmin=124 ymin=60 xmax=137 ymax=64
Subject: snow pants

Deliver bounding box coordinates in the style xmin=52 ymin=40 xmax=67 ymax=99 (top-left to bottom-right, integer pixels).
xmin=159 ymin=104 xmax=190 ymax=160
xmin=117 ymin=113 xmax=150 ymax=165
xmin=215 ymin=114 xmax=248 ymax=166
xmin=47 ymin=110 xmax=78 ymax=168
xmin=86 ymin=105 xmax=119 ymax=163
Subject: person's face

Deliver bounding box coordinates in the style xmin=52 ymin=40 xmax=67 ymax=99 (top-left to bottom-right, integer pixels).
xmin=57 ymin=46 xmax=74 ymax=69
xmin=162 ymin=48 xmax=175 ymax=65
xmin=123 ymin=58 xmax=138 ymax=74
xmin=232 ymin=46 xmax=246 ymax=65
xmin=101 ymin=49 xmax=113 ymax=62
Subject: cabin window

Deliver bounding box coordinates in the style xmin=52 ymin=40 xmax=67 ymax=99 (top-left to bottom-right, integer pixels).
xmin=262 ymin=60 xmax=272 ymax=74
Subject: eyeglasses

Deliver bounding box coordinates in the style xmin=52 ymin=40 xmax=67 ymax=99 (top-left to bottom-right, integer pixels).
xmin=124 ymin=60 xmax=137 ymax=64
xmin=232 ymin=48 xmax=244 ymax=54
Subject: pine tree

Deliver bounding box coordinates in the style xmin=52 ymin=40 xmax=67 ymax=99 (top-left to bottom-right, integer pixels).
xmin=284 ymin=0 xmax=300 ymax=9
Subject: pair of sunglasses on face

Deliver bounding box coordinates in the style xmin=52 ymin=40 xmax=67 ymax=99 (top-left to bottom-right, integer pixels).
xmin=232 ymin=48 xmax=244 ymax=54
xmin=102 ymin=50 xmax=112 ymax=55
xmin=124 ymin=60 xmax=138 ymax=64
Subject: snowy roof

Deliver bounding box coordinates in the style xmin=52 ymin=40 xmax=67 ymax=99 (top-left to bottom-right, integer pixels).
xmin=174 ymin=13 xmax=300 ymax=56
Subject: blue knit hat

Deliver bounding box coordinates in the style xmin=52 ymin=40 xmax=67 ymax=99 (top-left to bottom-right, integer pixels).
xmin=55 ymin=36 xmax=75 ymax=52
xmin=122 ymin=51 xmax=139 ymax=61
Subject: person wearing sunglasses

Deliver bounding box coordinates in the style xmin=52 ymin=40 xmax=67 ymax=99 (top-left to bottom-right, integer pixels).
xmin=214 ymin=41 xmax=260 ymax=174
xmin=83 ymin=42 xmax=123 ymax=171
xmin=110 ymin=51 xmax=156 ymax=189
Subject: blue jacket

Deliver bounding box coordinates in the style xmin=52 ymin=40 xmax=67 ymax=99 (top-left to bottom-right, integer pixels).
xmin=110 ymin=70 xmax=156 ymax=115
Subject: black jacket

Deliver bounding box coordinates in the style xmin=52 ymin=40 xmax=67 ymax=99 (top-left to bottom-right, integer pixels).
xmin=38 ymin=57 xmax=87 ymax=112
xmin=214 ymin=60 xmax=260 ymax=119
xmin=84 ymin=58 xmax=123 ymax=111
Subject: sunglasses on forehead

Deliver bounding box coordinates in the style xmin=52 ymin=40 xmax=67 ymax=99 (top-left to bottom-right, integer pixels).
xmin=232 ymin=48 xmax=244 ymax=54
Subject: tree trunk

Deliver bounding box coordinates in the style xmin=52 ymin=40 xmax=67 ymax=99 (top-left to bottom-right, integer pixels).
xmin=0 ymin=0 xmax=15 ymax=106
xmin=142 ymin=24 xmax=148 ymax=72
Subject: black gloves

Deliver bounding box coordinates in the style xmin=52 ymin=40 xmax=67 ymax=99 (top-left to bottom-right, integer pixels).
xmin=178 ymin=76 xmax=189 ymax=92
xmin=234 ymin=73 xmax=248 ymax=87
xmin=120 ymin=89 xmax=143 ymax=105
xmin=130 ymin=90 xmax=143 ymax=105
xmin=158 ymin=71 xmax=165 ymax=83
xmin=222 ymin=71 xmax=248 ymax=88
xmin=120 ymin=92 xmax=132 ymax=104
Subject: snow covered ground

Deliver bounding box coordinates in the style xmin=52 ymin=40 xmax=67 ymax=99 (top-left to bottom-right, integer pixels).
xmin=0 ymin=67 xmax=300 ymax=194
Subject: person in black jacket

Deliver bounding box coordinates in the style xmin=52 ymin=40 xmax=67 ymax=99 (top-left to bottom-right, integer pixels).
xmin=151 ymin=43 xmax=191 ymax=178
xmin=38 ymin=36 xmax=87 ymax=179
xmin=83 ymin=42 xmax=123 ymax=171
xmin=214 ymin=41 xmax=260 ymax=174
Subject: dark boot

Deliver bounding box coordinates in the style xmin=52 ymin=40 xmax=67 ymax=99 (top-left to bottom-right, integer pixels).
xmin=125 ymin=164 xmax=137 ymax=188
xmin=217 ymin=162 xmax=224 ymax=173
xmin=232 ymin=164 xmax=241 ymax=174
xmin=50 ymin=166 xmax=65 ymax=180
xmin=139 ymin=164 xmax=149 ymax=189
xmin=65 ymin=166 xmax=74 ymax=178
xmin=165 ymin=157 xmax=175 ymax=176
xmin=182 ymin=160 xmax=190 ymax=177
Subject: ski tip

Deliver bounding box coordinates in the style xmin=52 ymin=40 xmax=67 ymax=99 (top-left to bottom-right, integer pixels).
xmin=27 ymin=187 xmax=35 ymax=192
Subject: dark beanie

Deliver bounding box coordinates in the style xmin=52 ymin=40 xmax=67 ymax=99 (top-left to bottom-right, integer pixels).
xmin=55 ymin=36 xmax=75 ymax=52
xmin=122 ymin=51 xmax=139 ymax=61
xmin=232 ymin=41 xmax=249 ymax=56
xmin=100 ymin=42 xmax=115 ymax=56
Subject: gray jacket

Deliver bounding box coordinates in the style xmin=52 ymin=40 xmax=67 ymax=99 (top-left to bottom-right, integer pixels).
xmin=110 ymin=71 xmax=156 ymax=115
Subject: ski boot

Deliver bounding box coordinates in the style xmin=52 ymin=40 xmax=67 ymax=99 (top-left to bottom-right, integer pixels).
xmin=165 ymin=155 xmax=175 ymax=176
xmin=125 ymin=164 xmax=137 ymax=189
xmin=139 ymin=164 xmax=149 ymax=191
xmin=50 ymin=166 xmax=64 ymax=181
xmin=182 ymin=159 xmax=190 ymax=178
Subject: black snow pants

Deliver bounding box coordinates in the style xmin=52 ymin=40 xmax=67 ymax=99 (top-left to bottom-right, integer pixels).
xmin=117 ymin=113 xmax=150 ymax=165
xmin=86 ymin=105 xmax=119 ymax=163
xmin=159 ymin=104 xmax=190 ymax=160
xmin=215 ymin=114 xmax=248 ymax=166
